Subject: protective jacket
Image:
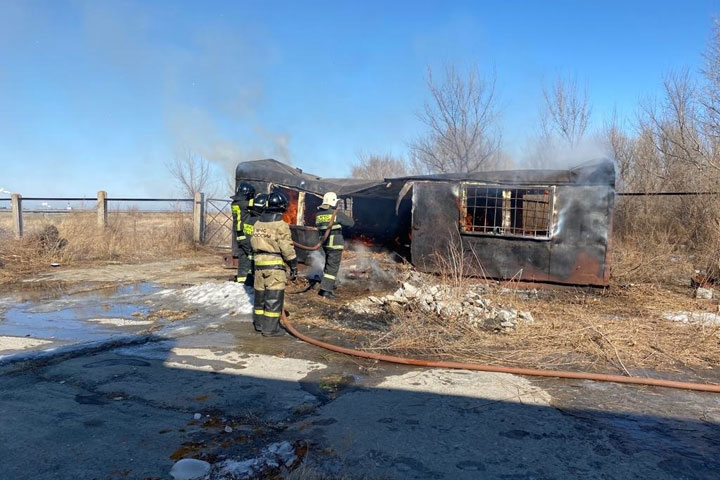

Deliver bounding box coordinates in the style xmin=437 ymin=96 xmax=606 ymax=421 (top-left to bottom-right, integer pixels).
xmin=231 ymin=197 xmax=253 ymax=242
xmin=231 ymin=197 xmax=254 ymax=284
xmin=315 ymin=208 xmax=355 ymax=250
xmin=250 ymin=212 xmax=298 ymax=336
xmin=315 ymin=208 xmax=354 ymax=293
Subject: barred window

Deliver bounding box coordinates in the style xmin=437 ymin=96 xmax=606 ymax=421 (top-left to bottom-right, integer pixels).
xmin=336 ymin=197 xmax=353 ymax=218
xmin=461 ymin=185 xmax=554 ymax=239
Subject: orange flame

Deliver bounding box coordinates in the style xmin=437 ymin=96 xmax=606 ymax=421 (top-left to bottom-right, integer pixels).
xmin=282 ymin=189 xmax=299 ymax=225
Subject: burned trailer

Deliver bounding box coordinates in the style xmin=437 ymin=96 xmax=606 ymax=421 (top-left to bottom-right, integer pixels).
xmin=235 ymin=158 xmax=615 ymax=287
xmin=234 ymin=159 xmax=413 ymax=263
xmin=406 ymin=160 xmax=616 ymax=286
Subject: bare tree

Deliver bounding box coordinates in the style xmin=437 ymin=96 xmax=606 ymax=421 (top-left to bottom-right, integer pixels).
xmin=409 ymin=65 xmax=501 ymax=174
xmin=166 ymin=150 xmax=212 ymax=197
xmin=541 ymin=75 xmax=592 ymax=148
xmin=641 ymin=70 xmax=708 ymax=179
xmin=351 ymin=153 xmax=408 ymax=179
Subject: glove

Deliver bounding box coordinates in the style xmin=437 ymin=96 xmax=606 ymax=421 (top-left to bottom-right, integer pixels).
xmin=288 ymin=257 xmax=298 ymax=282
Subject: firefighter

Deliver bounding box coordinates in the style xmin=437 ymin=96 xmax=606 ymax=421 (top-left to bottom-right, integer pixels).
xmin=240 ymin=193 xmax=267 ymax=284
xmin=244 ymin=193 xmax=268 ymax=236
xmin=315 ymin=192 xmax=354 ymax=299
xmin=250 ymin=191 xmax=298 ymax=336
xmin=231 ymin=182 xmax=256 ymax=286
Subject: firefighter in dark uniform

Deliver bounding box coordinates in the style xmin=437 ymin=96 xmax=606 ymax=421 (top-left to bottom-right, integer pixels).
xmin=239 ymin=193 xmax=267 ymax=285
xmin=250 ymin=191 xmax=298 ymax=336
xmin=231 ymin=182 xmax=255 ymax=285
xmin=315 ymin=192 xmax=354 ymax=299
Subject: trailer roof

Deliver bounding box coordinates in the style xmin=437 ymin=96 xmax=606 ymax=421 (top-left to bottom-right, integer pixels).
xmin=236 ymin=158 xmax=615 ymax=198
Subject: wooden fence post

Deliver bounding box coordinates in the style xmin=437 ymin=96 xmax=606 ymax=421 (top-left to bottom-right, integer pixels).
xmin=97 ymin=190 xmax=107 ymax=228
xmin=11 ymin=193 xmax=22 ymax=238
xmin=193 ymin=192 xmax=205 ymax=243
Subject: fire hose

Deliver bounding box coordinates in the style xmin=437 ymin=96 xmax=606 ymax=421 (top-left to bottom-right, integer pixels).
xmin=280 ymin=312 xmax=720 ymax=393
xmin=282 ymin=210 xmax=719 ymax=392
xmin=292 ymin=210 xmax=338 ymax=251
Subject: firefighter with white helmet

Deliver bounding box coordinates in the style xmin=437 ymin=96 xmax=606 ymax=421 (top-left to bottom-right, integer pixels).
xmin=315 ymin=191 xmax=354 ymax=299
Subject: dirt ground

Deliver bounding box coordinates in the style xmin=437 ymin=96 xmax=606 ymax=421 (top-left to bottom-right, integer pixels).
xmin=1 ymin=255 xmax=719 ymax=479
xmin=282 ymin=250 xmax=720 ymax=383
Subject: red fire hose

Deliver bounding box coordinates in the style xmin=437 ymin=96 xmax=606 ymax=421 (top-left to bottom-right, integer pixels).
xmin=292 ymin=210 xmax=338 ymax=251
xmin=280 ymin=313 xmax=720 ymax=393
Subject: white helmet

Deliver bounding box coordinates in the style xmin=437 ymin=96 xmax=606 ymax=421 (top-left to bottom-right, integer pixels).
xmin=321 ymin=192 xmax=338 ymax=208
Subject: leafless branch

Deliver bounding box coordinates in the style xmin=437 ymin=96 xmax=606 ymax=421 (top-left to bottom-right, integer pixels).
xmin=409 ymin=64 xmax=502 ymax=174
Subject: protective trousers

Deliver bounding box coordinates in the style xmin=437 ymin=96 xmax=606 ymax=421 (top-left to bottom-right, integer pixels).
xmin=253 ymin=269 xmax=286 ymax=335
xmin=236 ymin=238 xmax=254 ymax=285
xmin=320 ymin=246 xmax=342 ymax=292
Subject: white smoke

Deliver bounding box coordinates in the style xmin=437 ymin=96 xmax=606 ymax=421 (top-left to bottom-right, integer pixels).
xmin=520 ymin=135 xmax=611 ymax=170
xmin=74 ymin=1 xmax=292 ymax=180
xmin=304 ymin=250 xmax=325 ymax=282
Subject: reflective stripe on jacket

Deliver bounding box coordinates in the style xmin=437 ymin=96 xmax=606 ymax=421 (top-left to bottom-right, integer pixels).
xmin=231 ymin=199 xmax=252 ymax=241
xmin=315 ymin=208 xmax=354 ymax=250
xmin=250 ymin=213 xmax=297 ymax=269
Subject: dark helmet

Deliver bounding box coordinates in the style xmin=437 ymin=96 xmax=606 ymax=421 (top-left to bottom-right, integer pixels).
xmin=250 ymin=193 xmax=268 ymax=214
xmin=235 ymin=182 xmax=256 ymax=200
xmin=266 ymin=191 xmax=289 ymax=213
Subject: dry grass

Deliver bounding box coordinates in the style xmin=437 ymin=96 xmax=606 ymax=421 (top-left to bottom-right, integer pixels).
xmin=612 ymin=194 xmax=720 ymax=285
xmin=353 ymin=281 xmax=720 ymax=377
xmin=0 ymin=209 xmax=200 ymax=283
xmin=294 ymin=264 xmax=720 ymax=378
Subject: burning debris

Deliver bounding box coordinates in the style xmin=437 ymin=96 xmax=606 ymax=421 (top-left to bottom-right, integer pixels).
xmin=351 ymin=282 xmax=534 ymax=333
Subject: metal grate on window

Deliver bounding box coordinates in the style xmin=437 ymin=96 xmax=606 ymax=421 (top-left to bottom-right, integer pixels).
xmin=337 ymin=197 xmax=353 ymax=218
xmin=461 ymin=185 xmax=554 ymax=239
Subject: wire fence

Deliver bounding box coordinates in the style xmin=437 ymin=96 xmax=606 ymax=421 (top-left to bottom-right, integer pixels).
xmin=0 ymin=193 xmax=212 ymax=245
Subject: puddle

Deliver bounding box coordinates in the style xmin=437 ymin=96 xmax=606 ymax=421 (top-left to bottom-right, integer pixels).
xmin=0 ymin=282 xmax=163 ymax=344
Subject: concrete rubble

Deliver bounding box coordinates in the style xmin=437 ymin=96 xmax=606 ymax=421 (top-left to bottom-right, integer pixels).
xmin=352 ymin=282 xmax=534 ymax=333
xmin=695 ymin=287 xmax=715 ymax=299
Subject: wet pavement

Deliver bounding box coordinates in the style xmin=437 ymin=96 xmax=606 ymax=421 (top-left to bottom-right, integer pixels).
xmin=1 ymin=259 xmax=719 ymax=479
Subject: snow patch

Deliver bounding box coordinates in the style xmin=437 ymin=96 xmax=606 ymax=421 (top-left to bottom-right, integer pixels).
xmin=157 ymin=282 xmax=253 ymax=317
xmin=0 ymin=336 xmax=53 ymax=352
xmin=86 ymin=317 xmax=154 ymax=326
xmin=664 ymin=311 xmax=720 ymax=326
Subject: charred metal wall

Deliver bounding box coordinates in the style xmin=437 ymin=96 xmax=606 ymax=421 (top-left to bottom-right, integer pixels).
xmin=411 ymin=182 xmax=614 ymax=286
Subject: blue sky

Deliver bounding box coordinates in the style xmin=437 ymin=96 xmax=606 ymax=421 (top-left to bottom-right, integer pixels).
xmin=1 ymin=0 xmax=719 ymax=197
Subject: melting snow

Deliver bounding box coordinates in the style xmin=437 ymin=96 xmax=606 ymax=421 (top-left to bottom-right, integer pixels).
xmin=86 ymin=318 xmax=153 ymax=326
xmin=0 ymin=336 xmax=53 ymax=352
xmin=157 ymin=282 xmax=253 ymax=317
xmin=664 ymin=311 xmax=720 ymax=326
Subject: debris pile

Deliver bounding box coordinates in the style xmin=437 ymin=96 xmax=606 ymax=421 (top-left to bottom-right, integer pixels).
xmin=356 ymin=282 xmax=534 ymax=333
xmin=205 ymin=441 xmax=301 ymax=480
xmin=695 ymin=287 xmax=715 ymax=300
